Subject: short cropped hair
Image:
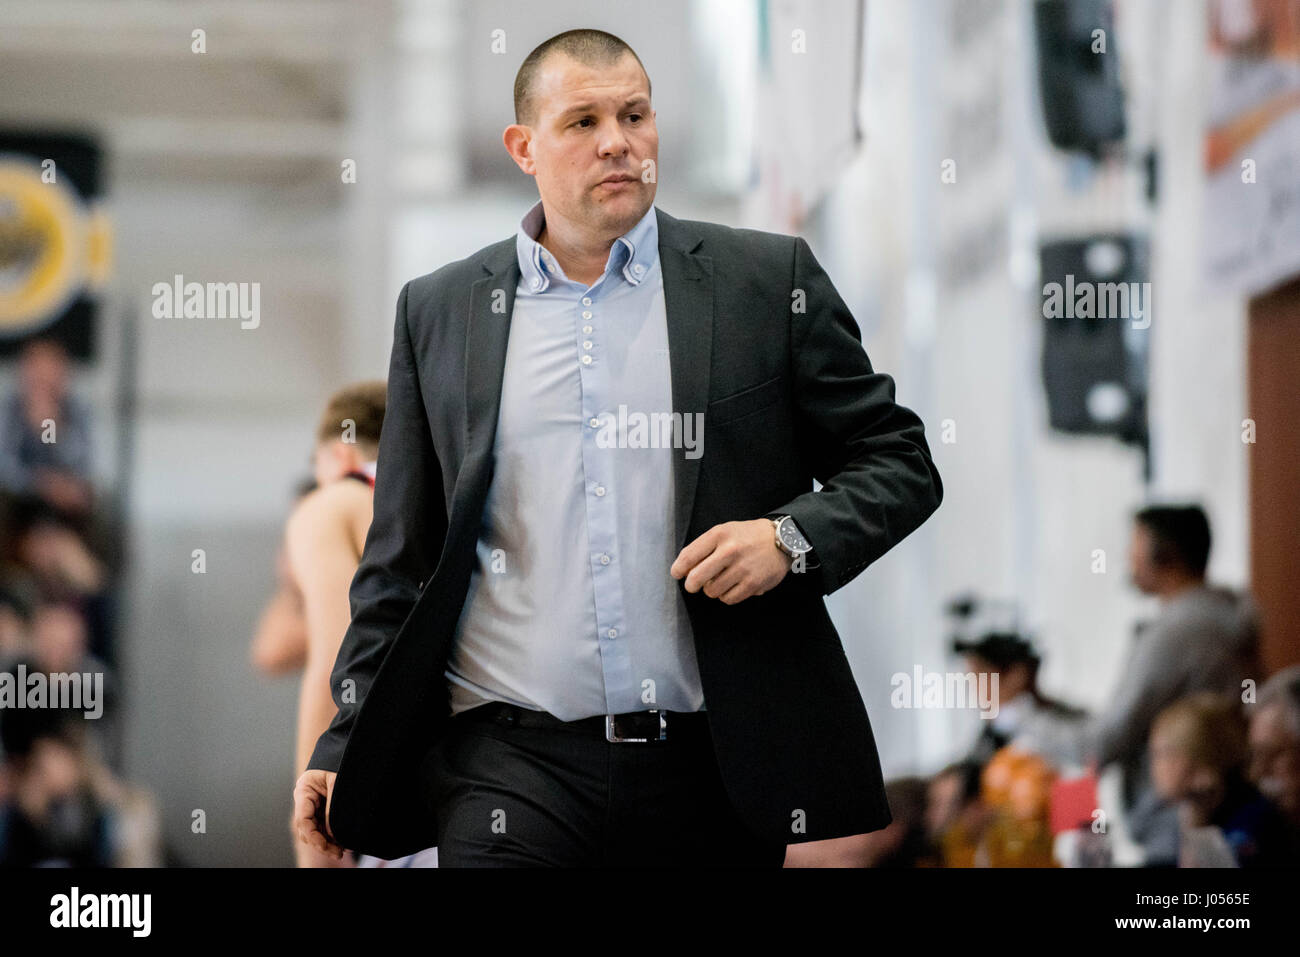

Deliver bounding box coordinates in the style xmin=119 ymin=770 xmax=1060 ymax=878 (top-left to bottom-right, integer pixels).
xmin=1134 ymin=504 xmax=1211 ymax=578
xmin=513 ymin=29 xmax=650 ymax=126
xmin=315 ymin=381 xmax=387 ymax=456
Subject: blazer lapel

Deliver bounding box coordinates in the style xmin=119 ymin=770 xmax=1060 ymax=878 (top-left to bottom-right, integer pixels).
xmin=464 ymin=243 xmax=519 ymax=462
xmin=456 ymin=241 xmax=518 ymax=530
xmin=458 ymin=208 xmax=714 ymax=553
xmin=656 ymin=207 xmax=714 ymax=551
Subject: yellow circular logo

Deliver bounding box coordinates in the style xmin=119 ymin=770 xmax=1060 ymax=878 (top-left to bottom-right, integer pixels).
xmin=0 ymin=154 xmax=111 ymax=336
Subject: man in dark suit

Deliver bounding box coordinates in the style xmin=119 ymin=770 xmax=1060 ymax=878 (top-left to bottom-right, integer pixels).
xmin=294 ymin=28 xmax=943 ymax=867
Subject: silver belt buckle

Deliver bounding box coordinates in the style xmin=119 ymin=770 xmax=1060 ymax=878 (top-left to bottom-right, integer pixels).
xmin=605 ymin=710 xmax=668 ymax=743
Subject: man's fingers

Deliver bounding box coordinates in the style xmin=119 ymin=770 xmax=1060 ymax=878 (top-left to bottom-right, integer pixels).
xmin=686 ymin=548 xmax=733 ymax=593
xmin=718 ymin=580 xmax=754 ymax=605
xmin=671 ymin=525 xmax=724 ymax=579
xmin=293 ymin=772 xmax=343 ymax=855
xmin=703 ymin=562 xmax=746 ymax=599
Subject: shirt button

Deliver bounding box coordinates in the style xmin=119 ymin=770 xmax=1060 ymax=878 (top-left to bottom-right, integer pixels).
xmin=582 ymin=340 xmax=592 ymax=350
xmin=595 ymin=485 xmax=606 ymax=496
xmin=633 ymin=264 xmax=644 ymax=275
xmin=582 ymin=310 xmax=592 ymax=319
xmin=607 ymin=628 xmax=618 ymax=639
xmin=582 ymin=325 xmax=592 ymax=334
xmin=599 ymin=553 xmax=611 ymax=565
xmin=531 ymin=277 xmax=541 ymax=289
xmin=589 ymin=417 xmax=600 ymax=428
xmin=582 ymin=297 xmax=592 ymax=306
xmin=581 ymin=355 xmax=592 ymax=365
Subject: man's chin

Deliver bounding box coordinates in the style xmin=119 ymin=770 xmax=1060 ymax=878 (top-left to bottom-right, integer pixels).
xmin=593 ymin=189 xmax=652 ymax=220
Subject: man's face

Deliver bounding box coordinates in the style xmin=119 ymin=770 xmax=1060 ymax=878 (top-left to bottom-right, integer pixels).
xmin=32 ymin=606 xmax=86 ymax=674
xmin=1128 ymin=523 xmax=1159 ymax=594
xmin=508 ymin=52 xmax=657 ymax=239
xmin=1148 ymin=727 xmax=1195 ymax=801
xmin=1249 ymin=702 xmax=1300 ymax=820
xmin=20 ymin=343 xmax=67 ymax=399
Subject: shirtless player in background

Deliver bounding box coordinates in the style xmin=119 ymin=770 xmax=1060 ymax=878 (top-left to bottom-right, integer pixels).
xmin=279 ymin=382 xmax=411 ymax=867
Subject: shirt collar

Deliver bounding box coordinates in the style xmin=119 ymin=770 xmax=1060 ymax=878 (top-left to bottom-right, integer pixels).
xmin=515 ymin=199 xmax=658 ymax=293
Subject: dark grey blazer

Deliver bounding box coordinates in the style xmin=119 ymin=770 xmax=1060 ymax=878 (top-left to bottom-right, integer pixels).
xmin=309 ymin=206 xmax=943 ymax=859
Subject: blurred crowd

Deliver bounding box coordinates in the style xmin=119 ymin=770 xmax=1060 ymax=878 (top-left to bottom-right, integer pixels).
xmin=0 ymin=338 xmax=162 ymax=867
xmin=833 ymin=506 xmax=1300 ymax=869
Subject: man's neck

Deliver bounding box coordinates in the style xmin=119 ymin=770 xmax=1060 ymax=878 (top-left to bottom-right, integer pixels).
xmin=536 ymin=222 xmax=613 ymax=288
xmin=1157 ymin=576 xmax=1204 ymax=602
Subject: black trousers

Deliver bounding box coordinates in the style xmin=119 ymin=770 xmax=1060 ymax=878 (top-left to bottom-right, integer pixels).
xmin=421 ymin=702 xmax=787 ymax=868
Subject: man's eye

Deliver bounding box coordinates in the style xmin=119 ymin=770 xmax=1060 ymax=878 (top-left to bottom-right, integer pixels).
xmin=574 ymin=117 xmax=594 ymax=128
xmin=627 ymin=114 xmax=642 ymax=123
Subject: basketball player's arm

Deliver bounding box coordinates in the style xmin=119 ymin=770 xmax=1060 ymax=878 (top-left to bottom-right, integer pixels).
xmin=285 ymin=494 xmax=363 ymax=779
xmin=306 ymin=280 xmax=448 ymax=775
xmin=249 ymin=541 xmax=308 ymax=675
xmin=754 ymin=235 xmax=943 ymax=596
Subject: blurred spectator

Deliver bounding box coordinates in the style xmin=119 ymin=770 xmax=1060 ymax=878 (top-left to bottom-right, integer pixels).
xmin=0 ymin=339 xmax=96 ymax=515
xmin=1149 ymin=692 xmax=1296 ymax=868
xmin=0 ymin=661 xmax=160 ymax=868
xmin=3 ymin=496 xmax=106 ymax=602
xmin=27 ymin=600 xmax=117 ymax=767
xmin=0 ymin=682 xmax=112 ymax=867
xmin=953 ymin=631 xmax=1087 ymax=765
xmin=1015 ymin=504 xmax=1261 ymax=866
xmin=927 ymin=759 xmax=994 ymax=867
xmin=0 ymin=585 xmax=32 ymax=665
xmin=1248 ymin=665 xmax=1300 ymax=853
xmin=1 ymin=494 xmax=114 ymax=667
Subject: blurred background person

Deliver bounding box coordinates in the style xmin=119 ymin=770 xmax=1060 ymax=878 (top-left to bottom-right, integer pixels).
xmin=1149 ymin=691 xmax=1296 ymax=868
xmin=952 ymin=631 xmax=1088 ymax=766
xmin=0 ymin=339 xmax=95 ymax=517
xmin=1015 ymin=504 xmax=1262 ymax=865
xmin=0 ymin=698 xmax=113 ymax=868
xmin=282 ymin=381 xmax=435 ymax=867
xmin=1248 ymin=665 xmax=1300 ymax=856
xmin=0 ymin=664 xmax=160 ymax=868
xmin=285 ymin=382 xmax=385 ymax=867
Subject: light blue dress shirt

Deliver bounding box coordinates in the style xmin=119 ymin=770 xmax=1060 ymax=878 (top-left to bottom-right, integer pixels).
xmin=444 ymin=200 xmax=706 ymax=720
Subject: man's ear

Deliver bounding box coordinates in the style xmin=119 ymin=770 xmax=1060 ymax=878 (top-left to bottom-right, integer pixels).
xmin=503 ymin=125 xmax=536 ymax=175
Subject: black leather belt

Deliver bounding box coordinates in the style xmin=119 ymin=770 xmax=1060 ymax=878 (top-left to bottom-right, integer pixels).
xmin=455 ymin=701 xmax=709 ymax=743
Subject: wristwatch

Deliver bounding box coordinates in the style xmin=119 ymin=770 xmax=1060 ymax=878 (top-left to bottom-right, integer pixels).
xmin=770 ymin=515 xmax=812 ymax=561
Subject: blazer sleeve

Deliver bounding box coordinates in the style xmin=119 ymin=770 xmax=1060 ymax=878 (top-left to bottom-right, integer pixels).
xmin=767 ymin=236 xmax=943 ymax=596
xmin=307 ymin=280 xmax=448 ymax=772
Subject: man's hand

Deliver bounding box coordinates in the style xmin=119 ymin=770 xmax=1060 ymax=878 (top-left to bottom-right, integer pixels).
xmin=295 ymin=840 xmax=355 ymax=868
xmin=670 ymin=519 xmax=790 ymax=604
xmin=293 ymin=769 xmax=345 ymax=861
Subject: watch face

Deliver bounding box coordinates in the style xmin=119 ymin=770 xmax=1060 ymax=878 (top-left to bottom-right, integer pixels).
xmin=778 ymin=519 xmax=809 ymax=553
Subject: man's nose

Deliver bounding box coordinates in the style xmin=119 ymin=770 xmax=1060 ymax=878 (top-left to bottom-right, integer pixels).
xmin=597 ymin=119 xmax=631 ymax=157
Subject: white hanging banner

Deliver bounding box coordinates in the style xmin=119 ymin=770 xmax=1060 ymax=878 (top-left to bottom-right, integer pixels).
xmin=1202 ymin=0 xmax=1300 ymax=296
xmin=743 ymin=0 xmax=866 ymax=232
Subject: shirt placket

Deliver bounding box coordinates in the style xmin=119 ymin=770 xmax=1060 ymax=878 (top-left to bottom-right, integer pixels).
xmin=568 ymin=260 xmax=632 ymax=716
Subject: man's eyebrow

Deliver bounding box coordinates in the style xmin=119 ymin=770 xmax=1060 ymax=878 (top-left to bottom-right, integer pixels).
xmin=558 ymin=96 xmax=650 ymax=117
